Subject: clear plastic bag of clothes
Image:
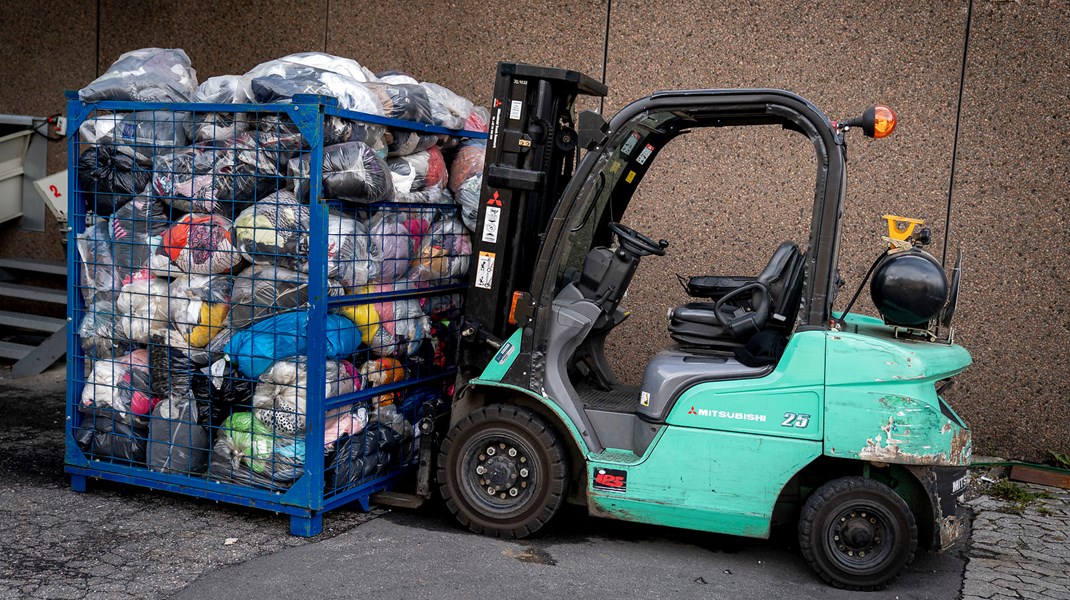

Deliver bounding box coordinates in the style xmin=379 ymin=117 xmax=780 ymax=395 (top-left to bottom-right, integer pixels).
xmin=148 ymin=396 xmax=210 ymax=474
xmin=115 ymin=278 xmax=172 ymax=344
xmin=208 ymin=412 xmax=304 ymax=488
xmin=376 ymin=71 xmax=418 ymax=85
xmin=78 ymin=299 xmax=132 ymax=359
xmin=447 ymin=142 xmax=486 ymax=195
xmin=79 ymin=48 xmax=197 ymax=103
xmin=294 ymin=212 xmax=374 ymax=289
xmin=386 ymin=129 xmax=441 ymax=158
xmin=420 ymin=82 xmax=474 ymax=130
xmin=246 ymin=52 xmax=375 ymax=84
xmin=231 ymin=128 xmax=306 ymax=192
xmin=247 ymin=65 xmax=381 ymax=115
xmin=114 ymin=111 xmax=191 ymax=165
xmin=457 ymin=173 xmax=482 ymax=231
xmin=151 ymin=147 xmax=260 ymax=216
xmin=168 ymin=274 xmax=232 ymax=348
xmin=77 ymin=145 xmax=151 ymax=216
xmin=233 ymin=190 xmax=309 ymax=263
xmin=349 ymin=284 xmax=430 ymax=358
xmin=78 ymin=115 xmax=117 ymax=146
xmin=229 ymin=264 xmax=346 ymax=330
xmin=150 ymin=213 xmax=242 ymax=275
xmin=222 ymin=311 xmax=361 ymax=379
xmin=408 ymin=217 xmax=471 ymax=284
xmin=81 ymin=350 xmax=157 ymax=417
xmin=251 ymin=357 xmax=358 ymax=436
xmin=108 ymin=195 xmax=169 ymax=283
xmin=389 ymin=146 xmax=447 ymax=195
xmin=289 ymin=141 xmax=393 ymax=204
xmin=363 ymin=82 xmax=433 ymax=123
xmin=369 ymin=210 xmax=416 ymax=282
xmin=77 ymin=220 xmax=121 ymax=302
xmin=189 ymin=75 xmax=252 ymax=143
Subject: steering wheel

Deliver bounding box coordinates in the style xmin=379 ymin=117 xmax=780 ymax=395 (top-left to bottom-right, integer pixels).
xmin=609 ymin=222 xmax=668 ymax=256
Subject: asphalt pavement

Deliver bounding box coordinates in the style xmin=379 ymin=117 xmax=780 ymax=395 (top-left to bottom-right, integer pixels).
xmin=1 ymin=365 xmax=967 ymax=599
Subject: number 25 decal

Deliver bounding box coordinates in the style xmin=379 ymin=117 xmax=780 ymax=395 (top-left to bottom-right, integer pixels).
xmin=781 ymin=412 xmax=811 ymax=428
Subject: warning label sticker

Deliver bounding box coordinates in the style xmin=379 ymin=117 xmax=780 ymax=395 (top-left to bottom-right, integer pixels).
xmin=475 ymin=251 xmax=496 ymax=289
xmin=621 ymin=131 xmax=641 ymax=157
xmin=509 ymin=100 xmax=523 ymax=121
xmin=482 ymin=206 xmax=501 ymax=243
xmin=636 ymin=143 xmax=655 ymax=165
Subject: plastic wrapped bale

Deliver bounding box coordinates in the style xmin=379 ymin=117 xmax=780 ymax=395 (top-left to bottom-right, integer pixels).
xmin=369 ymin=210 xmax=415 ymax=282
xmin=246 ymin=56 xmax=380 ymax=115
xmin=113 ymin=111 xmax=191 ymax=165
xmin=389 ymin=146 xmax=447 ymax=196
xmin=79 ymin=48 xmax=197 ymax=103
xmin=208 ymin=412 xmax=303 ymax=488
xmin=222 ymin=311 xmax=361 ymax=379
xmin=448 ymin=142 xmax=486 ymax=195
xmin=77 ymin=145 xmax=151 ymax=216
xmin=251 ymin=358 xmax=358 ymax=436
xmin=77 ymin=220 xmax=121 ymax=302
xmin=465 ymin=106 xmax=490 ymax=133
xmin=233 ymin=190 xmax=309 ymax=264
xmin=420 ymin=82 xmax=474 ymax=130
xmin=295 ymin=213 xmax=373 ymax=289
xmin=386 ymin=129 xmax=441 ymax=158
xmin=324 ymin=403 xmax=367 ymax=450
xmin=245 ymin=52 xmax=375 ymax=84
xmin=364 ymin=82 xmax=433 ymax=123
xmin=456 ymin=173 xmax=482 ymax=231
xmin=189 ymin=75 xmax=253 ymax=142
xmin=327 ymin=424 xmax=402 ymax=490
xmin=230 ymin=264 xmax=327 ymax=329
xmin=108 ymin=195 xmax=169 ymax=284
xmin=358 ymin=358 xmax=405 ymax=406
xmin=148 ymin=396 xmax=210 ymax=474
xmin=408 ymin=217 xmax=471 ymax=284
xmin=151 ymin=213 xmax=241 ymax=275
xmin=168 ymin=274 xmax=232 ymax=348
xmin=370 ymin=292 xmax=429 ymax=358
xmin=289 ymin=141 xmax=394 ymax=204
xmin=115 ymin=278 xmax=172 ymax=344
xmin=78 ymin=115 xmax=117 ymax=145
xmin=74 ymin=404 xmax=149 ymax=464
xmin=228 ymin=128 xmax=307 ymax=197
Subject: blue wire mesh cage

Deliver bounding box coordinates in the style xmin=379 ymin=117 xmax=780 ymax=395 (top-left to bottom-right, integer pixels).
xmin=64 ymin=93 xmax=485 ymax=535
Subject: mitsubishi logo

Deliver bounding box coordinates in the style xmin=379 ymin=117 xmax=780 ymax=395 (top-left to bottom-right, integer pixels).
xmin=488 ymin=191 xmax=502 ymax=207
xmin=687 ymin=406 xmax=697 ymax=415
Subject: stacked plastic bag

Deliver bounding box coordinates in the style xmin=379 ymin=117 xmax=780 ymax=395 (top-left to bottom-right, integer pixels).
xmin=74 ymin=48 xmax=482 ymax=492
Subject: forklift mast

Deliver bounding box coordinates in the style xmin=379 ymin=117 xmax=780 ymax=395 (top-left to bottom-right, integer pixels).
xmin=462 ymin=63 xmax=607 ymax=356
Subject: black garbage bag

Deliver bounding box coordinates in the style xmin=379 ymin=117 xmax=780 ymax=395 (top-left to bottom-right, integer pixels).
xmin=147 ymin=396 xmax=210 ymax=474
xmin=364 ymin=82 xmax=433 ymax=123
xmin=190 ymin=358 xmax=255 ymax=427
xmin=327 ymin=425 xmax=404 ymax=491
xmin=78 ymin=145 xmax=151 ymax=216
xmin=74 ymin=404 xmax=149 ymax=464
xmin=288 ymin=141 xmax=393 ymax=204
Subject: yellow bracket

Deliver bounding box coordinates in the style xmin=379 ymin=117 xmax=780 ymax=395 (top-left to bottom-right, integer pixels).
xmin=882 ymin=214 xmax=925 ymax=242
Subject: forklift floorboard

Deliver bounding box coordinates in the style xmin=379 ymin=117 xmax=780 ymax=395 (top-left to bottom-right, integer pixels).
xmin=576 ymin=383 xmax=640 ymax=413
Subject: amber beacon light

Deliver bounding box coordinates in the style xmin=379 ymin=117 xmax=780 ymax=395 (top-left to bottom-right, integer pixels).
xmin=841 ymin=104 xmax=898 ymax=139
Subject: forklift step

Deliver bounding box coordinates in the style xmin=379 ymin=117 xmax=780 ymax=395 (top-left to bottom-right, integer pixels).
xmin=0 ymin=310 xmax=66 ymax=332
xmin=0 ymin=340 xmax=34 ymax=360
xmin=0 ymin=282 xmax=67 ymax=304
xmin=0 ymin=258 xmax=67 ymax=277
xmin=370 ymin=491 xmax=427 ymax=510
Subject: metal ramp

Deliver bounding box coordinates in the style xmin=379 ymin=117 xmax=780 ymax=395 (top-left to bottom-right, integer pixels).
xmin=0 ymin=257 xmax=67 ymax=377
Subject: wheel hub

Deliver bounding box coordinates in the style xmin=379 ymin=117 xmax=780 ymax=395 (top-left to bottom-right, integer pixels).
xmin=474 ymin=443 xmax=530 ymax=497
xmin=833 ymin=510 xmax=884 ymax=558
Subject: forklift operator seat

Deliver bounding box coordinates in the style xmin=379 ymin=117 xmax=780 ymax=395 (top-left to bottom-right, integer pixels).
xmin=667 ymin=242 xmax=805 ymax=349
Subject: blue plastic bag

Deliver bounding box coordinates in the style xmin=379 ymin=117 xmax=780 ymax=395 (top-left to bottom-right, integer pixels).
xmin=223 ymin=311 xmax=361 ymax=378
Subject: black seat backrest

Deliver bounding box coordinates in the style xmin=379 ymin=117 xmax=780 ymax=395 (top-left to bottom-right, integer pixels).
xmin=758 ymin=242 xmax=805 ymax=332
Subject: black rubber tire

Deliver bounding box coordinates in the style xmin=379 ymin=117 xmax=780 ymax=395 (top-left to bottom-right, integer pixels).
xmin=437 ymin=404 xmax=567 ymax=538
xmin=798 ymin=477 xmax=918 ymax=590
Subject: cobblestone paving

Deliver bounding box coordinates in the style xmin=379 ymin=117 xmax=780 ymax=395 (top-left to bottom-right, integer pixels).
xmin=962 ymin=486 xmax=1070 ymax=600
xmin=0 ymin=368 xmax=383 ymax=600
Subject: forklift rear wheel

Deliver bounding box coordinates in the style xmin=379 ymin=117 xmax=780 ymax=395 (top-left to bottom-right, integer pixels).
xmin=437 ymin=404 xmax=567 ymax=538
xmin=798 ymin=477 xmax=917 ymax=590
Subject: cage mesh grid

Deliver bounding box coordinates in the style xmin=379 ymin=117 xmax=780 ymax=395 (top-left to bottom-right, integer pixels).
xmin=66 ymin=96 xmax=480 ymax=529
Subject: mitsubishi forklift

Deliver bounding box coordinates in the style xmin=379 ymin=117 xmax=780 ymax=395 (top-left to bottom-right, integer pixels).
xmin=431 ymin=63 xmax=971 ymax=590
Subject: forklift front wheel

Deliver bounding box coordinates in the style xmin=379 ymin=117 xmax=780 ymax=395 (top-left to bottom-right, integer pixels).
xmin=437 ymin=404 xmax=567 ymax=538
xmin=798 ymin=477 xmax=918 ymax=590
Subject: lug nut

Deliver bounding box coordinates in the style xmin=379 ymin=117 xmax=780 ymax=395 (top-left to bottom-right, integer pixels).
xmin=834 ymin=535 xmax=840 ymax=541
xmin=487 ymin=487 xmax=496 ymax=495
xmin=499 ymin=493 xmax=507 ymax=499
xmin=509 ymin=488 xmax=519 ymax=497
xmin=520 ymin=468 xmax=529 ymax=477
xmin=500 ymin=443 xmax=506 ymax=449
xmin=476 ymin=466 xmax=485 ymax=475
xmin=520 ymin=457 xmax=527 ymax=463
xmin=859 ymin=551 xmax=866 ymax=557
xmin=508 ymin=448 xmax=517 ymax=457
xmin=521 ymin=482 xmax=528 ymax=488
xmin=487 ymin=447 xmax=496 ymax=456
xmin=869 ymin=517 xmax=877 ymax=524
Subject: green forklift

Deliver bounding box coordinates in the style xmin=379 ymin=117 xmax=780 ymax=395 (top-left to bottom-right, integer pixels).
xmin=431 ymin=63 xmax=970 ymax=590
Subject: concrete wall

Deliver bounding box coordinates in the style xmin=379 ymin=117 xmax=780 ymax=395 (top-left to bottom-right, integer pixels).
xmin=0 ymin=0 xmax=1065 ymax=460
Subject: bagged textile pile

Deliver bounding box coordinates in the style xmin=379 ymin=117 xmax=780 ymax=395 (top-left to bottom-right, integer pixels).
xmin=222 ymin=311 xmax=361 ymax=379
xmin=79 ymin=48 xmax=197 ymax=103
xmin=152 ymin=214 xmax=242 ymax=275
xmin=233 ymin=190 xmax=309 ymax=263
xmin=208 ymin=412 xmax=304 ymax=488
xmin=289 ymin=141 xmax=393 ymax=203
xmin=251 ymin=357 xmax=359 ymax=436
xmin=229 ymin=264 xmax=344 ymax=330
